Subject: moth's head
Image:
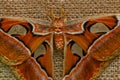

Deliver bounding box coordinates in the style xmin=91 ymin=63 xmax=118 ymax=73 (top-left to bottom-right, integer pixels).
xmin=48 ymin=8 xmax=67 ymax=32
xmin=51 ymin=17 xmax=66 ymax=32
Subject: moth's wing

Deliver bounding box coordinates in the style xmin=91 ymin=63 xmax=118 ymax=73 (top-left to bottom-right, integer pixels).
xmin=31 ymin=19 xmax=51 ymax=35
xmin=64 ymin=16 xmax=120 ymax=80
xmin=31 ymin=20 xmax=54 ymax=78
xmin=0 ymin=18 xmax=34 ymax=65
xmin=33 ymin=38 xmax=54 ymax=78
xmin=0 ymin=29 xmax=30 ymax=65
xmin=88 ymin=16 xmax=120 ymax=61
xmin=13 ymin=57 xmax=52 ymax=80
xmin=0 ymin=18 xmax=53 ymax=79
xmin=65 ymin=21 xmax=84 ymax=34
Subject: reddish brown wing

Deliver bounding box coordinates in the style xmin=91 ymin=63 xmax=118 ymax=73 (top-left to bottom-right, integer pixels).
xmin=64 ymin=16 xmax=119 ymax=80
xmin=0 ymin=18 xmax=53 ymax=80
xmin=0 ymin=16 xmax=119 ymax=80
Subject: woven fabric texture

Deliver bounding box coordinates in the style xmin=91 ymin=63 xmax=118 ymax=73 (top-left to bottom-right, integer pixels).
xmin=0 ymin=0 xmax=120 ymax=80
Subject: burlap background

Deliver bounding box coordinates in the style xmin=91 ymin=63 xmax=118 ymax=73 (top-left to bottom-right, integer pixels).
xmin=0 ymin=0 xmax=120 ymax=80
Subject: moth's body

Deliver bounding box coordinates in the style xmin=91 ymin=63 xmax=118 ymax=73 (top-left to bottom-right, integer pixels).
xmin=51 ymin=18 xmax=65 ymax=49
xmin=50 ymin=18 xmax=65 ymax=80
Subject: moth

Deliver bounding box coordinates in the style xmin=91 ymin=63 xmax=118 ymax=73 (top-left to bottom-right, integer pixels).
xmin=0 ymin=10 xmax=120 ymax=80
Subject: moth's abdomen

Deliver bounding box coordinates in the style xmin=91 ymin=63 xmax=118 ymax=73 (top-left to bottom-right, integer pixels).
xmin=54 ymin=34 xmax=64 ymax=49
